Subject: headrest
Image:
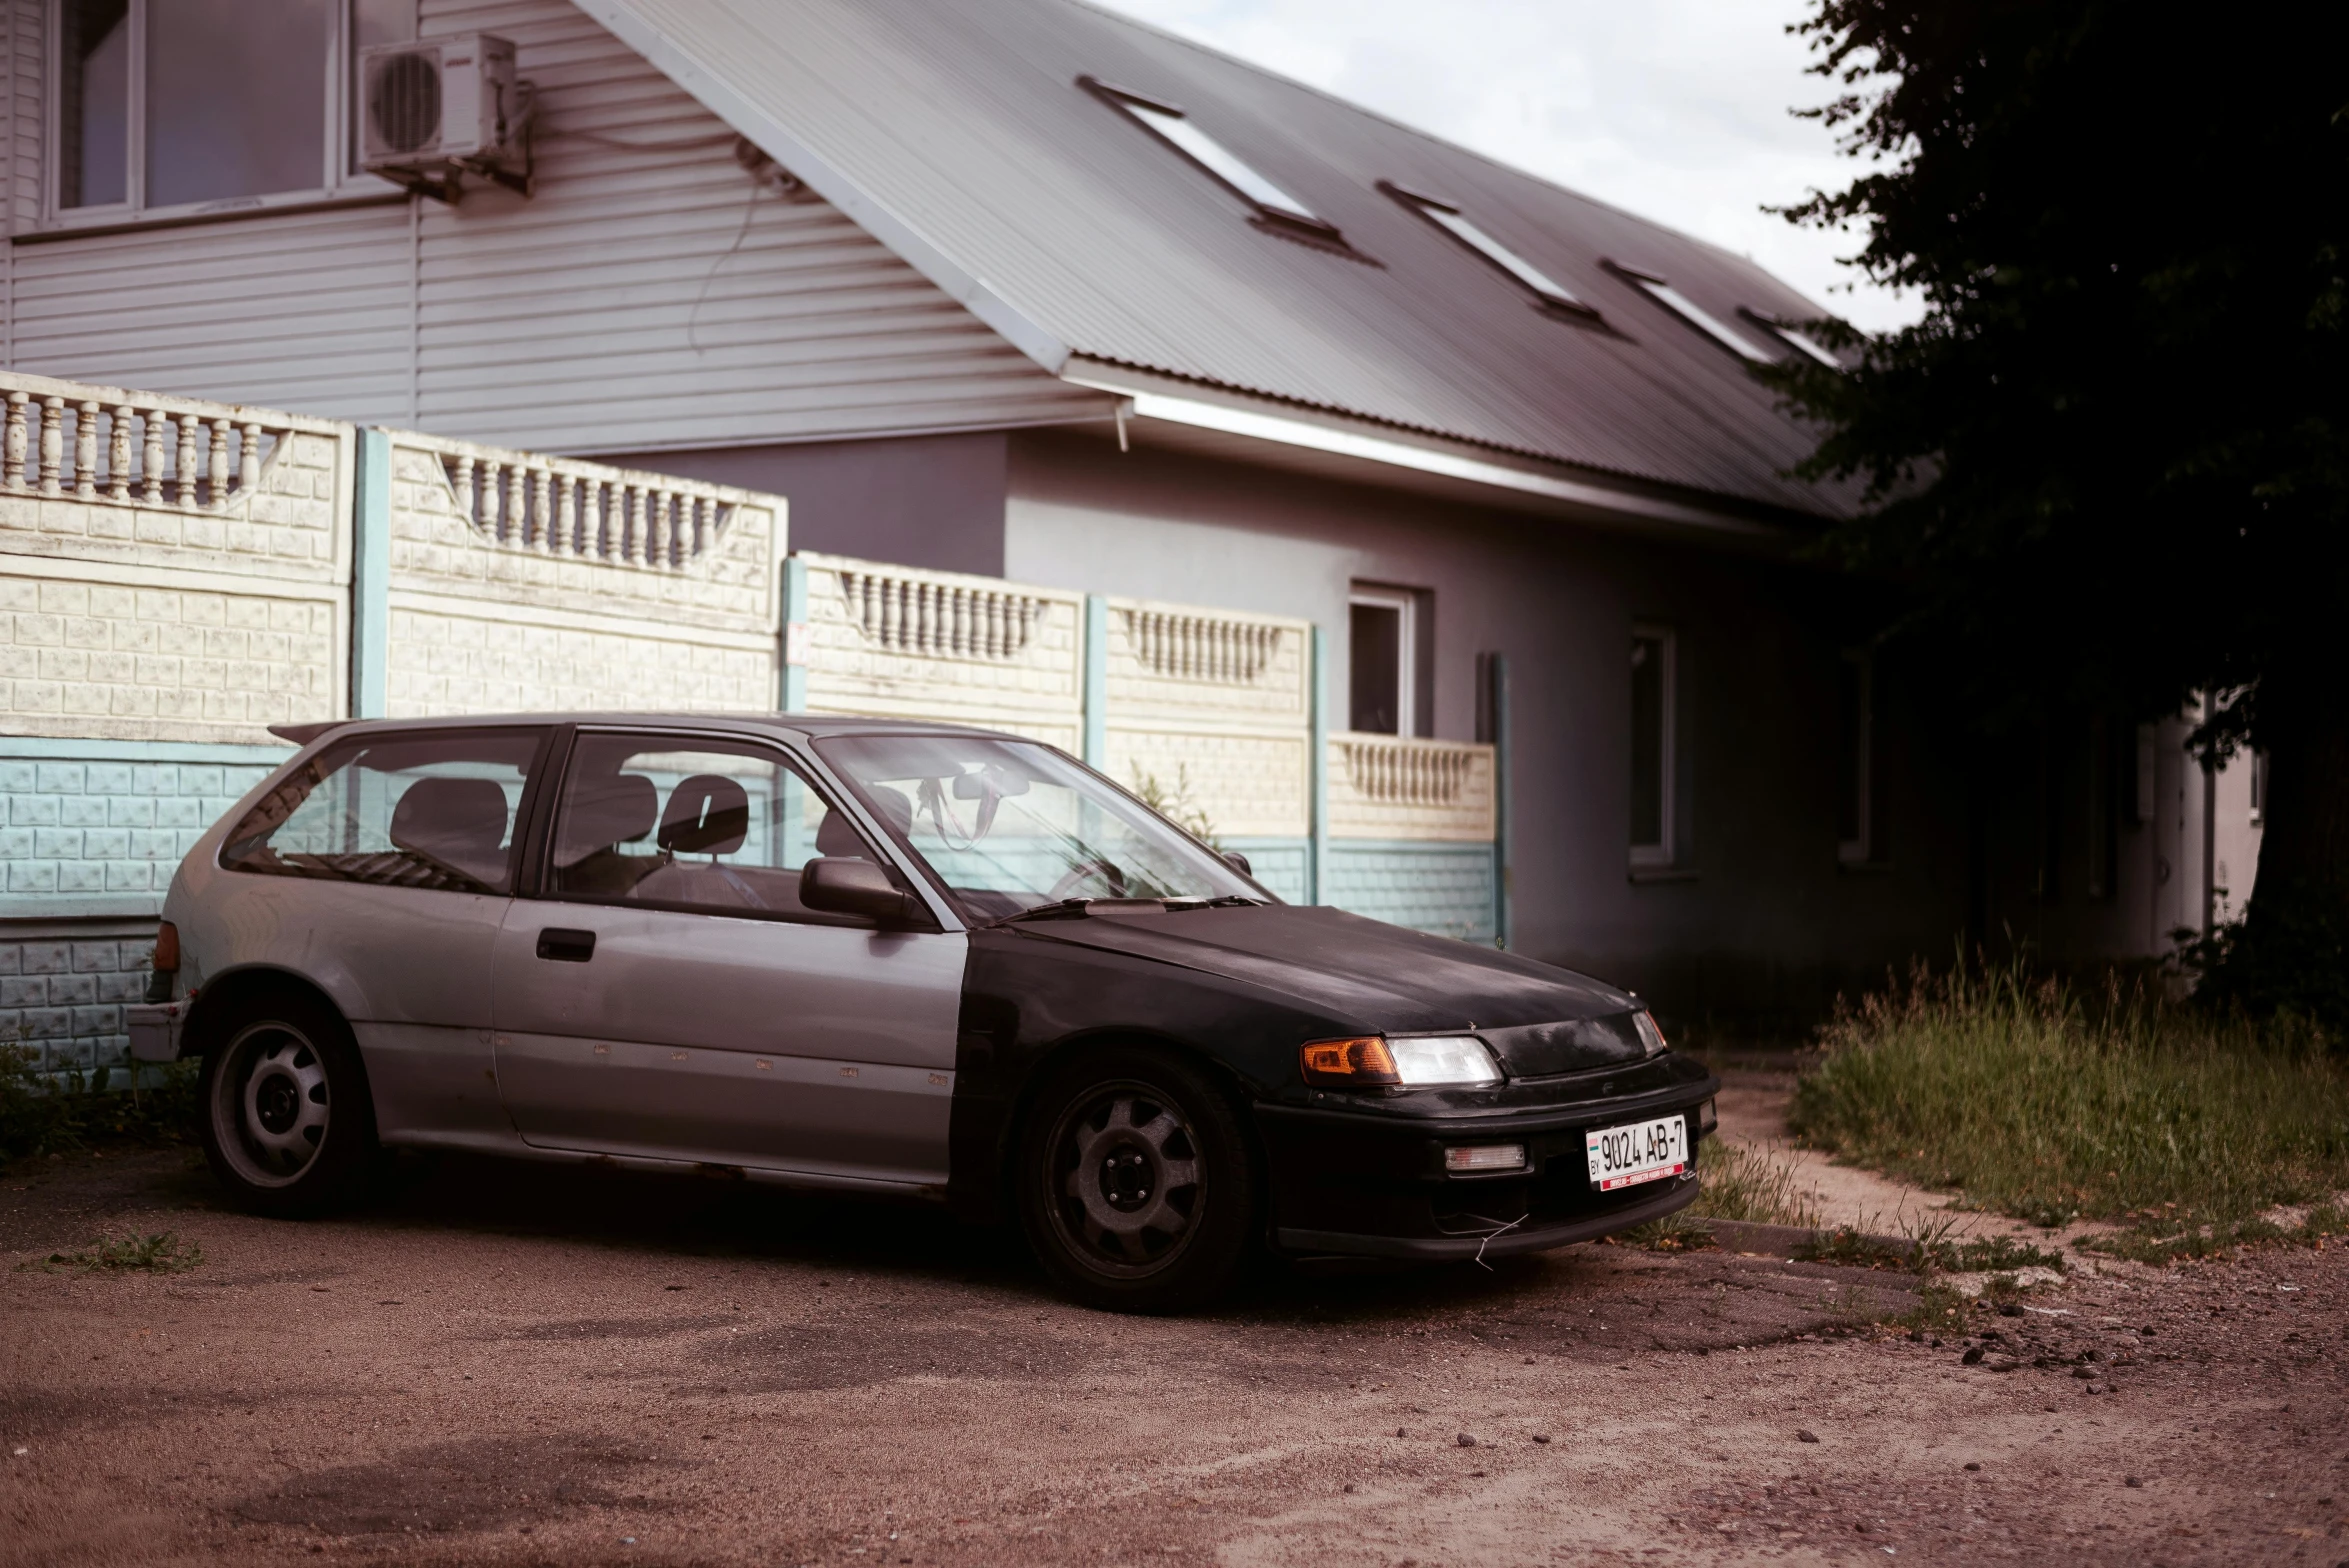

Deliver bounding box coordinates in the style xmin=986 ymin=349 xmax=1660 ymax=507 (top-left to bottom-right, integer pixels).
xmin=388 ymin=777 xmax=510 ymax=873
xmin=816 ymin=784 xmax=911 ymax=858
xmin=555 ymin=773 xmax=657 ymax=867
xmin=658 ymin=774 xmax=750 ymax=856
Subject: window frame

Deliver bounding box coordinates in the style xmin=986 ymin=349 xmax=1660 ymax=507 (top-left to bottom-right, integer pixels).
xmin=1077 ymin=74 xmax=1352 ymax=251
xmin=42 ymin=0 xmax=409 ymax=233
xmin=1740 ymin=307 xmax=1845 ymax=368
xmin=1348 ymin=583 xmax=1419 ymax=739
xmin=1604 ymin=261 xmax=1773 ymax=363
xmin=1378 ymin=181 xmax=1597 ymax=321
xmin=528 ymin=726 xmax=927 ymax=930
xmin=1628 ymin=623 xmax=1677 ymax=870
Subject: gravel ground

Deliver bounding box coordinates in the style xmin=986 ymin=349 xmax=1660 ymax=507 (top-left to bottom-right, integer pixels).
xmin=3 ymin=1145 xmax=2345 ymax=1567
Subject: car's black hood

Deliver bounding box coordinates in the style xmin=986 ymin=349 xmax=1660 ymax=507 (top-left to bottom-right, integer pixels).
xmin=1010 ymin=903 xmax=1651 ymax=1075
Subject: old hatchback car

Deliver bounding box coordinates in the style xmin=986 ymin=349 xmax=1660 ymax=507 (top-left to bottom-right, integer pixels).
xmin=133 ymin=713 xmax=1717 ymax=1310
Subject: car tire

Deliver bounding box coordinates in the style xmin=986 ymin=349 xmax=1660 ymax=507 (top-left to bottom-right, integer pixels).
xmin=1017 ymin=1046 xmax=1257 ymax=1313
xmin=197 ymin=988 xmax=380 ymax=1219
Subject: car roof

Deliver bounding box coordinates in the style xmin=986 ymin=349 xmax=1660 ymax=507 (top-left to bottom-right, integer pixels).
xmin=266 ymin=712 xmax=1031 ymax=748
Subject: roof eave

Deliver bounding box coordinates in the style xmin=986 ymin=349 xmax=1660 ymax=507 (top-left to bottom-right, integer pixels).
xmin=1061 ymin=364 xmax=1832 ymax=544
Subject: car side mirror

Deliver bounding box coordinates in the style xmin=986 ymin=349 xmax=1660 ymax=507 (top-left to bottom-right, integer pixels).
xmin=800 ymin=858 xmax=925 ymax=926
xmin=1221 ymin=850 xmax=1252 ymax=877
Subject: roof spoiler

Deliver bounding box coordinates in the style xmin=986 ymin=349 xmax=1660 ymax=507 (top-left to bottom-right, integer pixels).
xmin=266 ymin=719 xmax=353 ymax=746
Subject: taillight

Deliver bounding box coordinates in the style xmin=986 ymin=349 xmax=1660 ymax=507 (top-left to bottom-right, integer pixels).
xmin=152 ymin=922 xmax=180 ymax=973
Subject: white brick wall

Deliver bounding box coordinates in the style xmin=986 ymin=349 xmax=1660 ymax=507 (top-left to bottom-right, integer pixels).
xmin=386 ymin=606 xmax=778 ymax=716
xmin=801 ymin=554 xmax=1085 ymax=729
xmin=387 ymin=443 xmax=782 ymax=633
xmin=0 ymin=574 xmax=343 ymax=743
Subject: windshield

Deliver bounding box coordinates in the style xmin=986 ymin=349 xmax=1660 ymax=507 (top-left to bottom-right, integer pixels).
xmin=813 ymin=734 xmax=1265 ymax=922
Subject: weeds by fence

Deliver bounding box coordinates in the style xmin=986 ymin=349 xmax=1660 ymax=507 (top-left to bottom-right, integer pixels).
xmin=1792 ymin=961 xmax=2349 ymax=1260
xmin=0 ymin=1047 xmax=198 ymax=1168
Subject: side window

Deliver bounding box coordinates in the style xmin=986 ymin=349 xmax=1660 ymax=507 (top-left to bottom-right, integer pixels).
xmin=221 ymin=729 xmax=546 ymax=894
xmin=1629 ymin=625 xmax=1676 ymax=868
xmin=546 ymin=733 xmax=888 ymax=922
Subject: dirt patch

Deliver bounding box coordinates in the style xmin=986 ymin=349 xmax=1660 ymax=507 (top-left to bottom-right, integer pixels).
xmin=499 ymin=1315 xmax=736 ymax=1343
xmin=1 ymin=1144 xmax=2343 ymax=1568
xmin=717 ymin=1319 xmax=1093 ymax=1391
xmin=230 ymin=1434 xmax=671 ymax=1538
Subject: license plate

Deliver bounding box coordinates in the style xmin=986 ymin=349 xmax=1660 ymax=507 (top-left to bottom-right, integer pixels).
xmin=1585 ymin=1115 xmax=1689 ymax=1191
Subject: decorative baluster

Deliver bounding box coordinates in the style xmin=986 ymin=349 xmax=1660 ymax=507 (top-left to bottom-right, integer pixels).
xmin=446 ymin=456 xmax=473 ymax=528
xmin=880 ymin=578 xmax=901 ymax=649
xmin=107 ymin=406 xmax=132 ymax=501
xmin=690 ymin=496 xmax=710 ymax=560
xmin=239 ymin=423 xmax=262 ymax=496
xmin=617 ymin=484 xmax=639 ymax=563
xmin=143 ymin=415 xmax=165 ymax=502
xmin=174 ymin=415 xmax=201 ymax=507
xmin=3 ymin=392 xmax=25 ymax=490
xmin=73 ymin=401 xmax=98 ymax=497
xmin=38 ymin=397 xmax=63 ymax=494
xmin=660 ymin=489 xmax=682 ymax=567
xmin=497 ymin=463 xmax=522 ymax=547
xmin=207 ymin=418 xmax=233 ymax=507
xmin=553 ymin=475 xmax=576 ymax=557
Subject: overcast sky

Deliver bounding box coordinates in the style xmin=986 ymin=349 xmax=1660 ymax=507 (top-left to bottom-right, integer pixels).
xmin=1090 ymin=0 xmax=1923 ymax=334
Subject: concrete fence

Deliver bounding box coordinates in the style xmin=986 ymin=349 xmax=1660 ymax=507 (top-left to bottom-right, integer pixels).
xmin=2 ymin=369 xmax=1503 ymax=1075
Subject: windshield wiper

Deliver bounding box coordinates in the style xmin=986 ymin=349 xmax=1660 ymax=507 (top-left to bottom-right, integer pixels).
xmin=1167 ymin=895 xmax=1261 ymax=910
xmin=991 ymin=898 xmax=1098 ymax=926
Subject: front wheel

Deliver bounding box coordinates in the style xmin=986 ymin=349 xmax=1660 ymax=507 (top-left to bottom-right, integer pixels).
xmin=1018 ymin=1047 xmax=1257 ymax=1312
xmin=197 ymin=990 xmax=379 ymax=1218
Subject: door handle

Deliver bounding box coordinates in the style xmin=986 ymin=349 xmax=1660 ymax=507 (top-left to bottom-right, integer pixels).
xmin=536 ymin=928 xmax=596 ymax=963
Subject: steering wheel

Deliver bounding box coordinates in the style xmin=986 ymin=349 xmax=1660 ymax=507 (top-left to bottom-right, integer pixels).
xmin=1047 ymin=858 xmax=1128 ymax=901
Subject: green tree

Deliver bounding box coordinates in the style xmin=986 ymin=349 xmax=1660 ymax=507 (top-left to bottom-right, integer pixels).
xmin=1772 ymin=0 xmax=2349 ymax=1026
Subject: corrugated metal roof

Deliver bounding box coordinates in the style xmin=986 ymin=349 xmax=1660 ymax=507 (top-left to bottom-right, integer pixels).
xmin=585 ymin=0 xmax=1852 ymax=518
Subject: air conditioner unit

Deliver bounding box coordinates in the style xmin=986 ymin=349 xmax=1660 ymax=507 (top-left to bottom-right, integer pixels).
xmin=359 ymin=34 xmax=532 ymax=200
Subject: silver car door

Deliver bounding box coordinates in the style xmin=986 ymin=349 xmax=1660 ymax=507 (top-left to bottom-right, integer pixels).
xmin=490 ymin=730 xmax=965 ymax=1189
xmin=209 ymin=727 xmax=553 ymax=1147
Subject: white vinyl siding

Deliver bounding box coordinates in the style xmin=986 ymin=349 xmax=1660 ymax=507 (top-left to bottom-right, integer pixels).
xmin=0 ymin=0 xmax=1104 ymax=448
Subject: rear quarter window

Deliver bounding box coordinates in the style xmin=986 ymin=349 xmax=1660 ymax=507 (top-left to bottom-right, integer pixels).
xmin=220 ymin=730 xmax=547 ymax=895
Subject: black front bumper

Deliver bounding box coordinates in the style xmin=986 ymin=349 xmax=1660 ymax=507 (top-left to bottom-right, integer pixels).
xmin=1253 ymin=1071 xmax=1718 ymax=1260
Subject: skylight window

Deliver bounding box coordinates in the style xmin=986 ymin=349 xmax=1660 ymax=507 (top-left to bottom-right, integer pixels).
xmin=1608 ymin=264 xmax=1773 ymax=362
xmin=1742 ymin=310 xmax=1846 ymax=368
xmin=1079 ymin=76 xmax=1342 ymax=244
xmin=1381 ymin=184 xmax=1591 ymax=315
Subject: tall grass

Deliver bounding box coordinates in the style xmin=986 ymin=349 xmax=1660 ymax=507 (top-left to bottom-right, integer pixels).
xmin=1793 ymin=962 xmax=2349 ymax=1255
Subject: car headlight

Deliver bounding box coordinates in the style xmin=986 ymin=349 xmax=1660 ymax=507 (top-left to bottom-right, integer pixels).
xmin=1387 ymin=1035 xmax=1502 ymax=1087
xmin=1633 ymin=1009 xmax=1668 ymax=1057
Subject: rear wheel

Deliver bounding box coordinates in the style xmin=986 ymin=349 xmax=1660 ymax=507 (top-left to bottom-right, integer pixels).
xmin=1018 ymin=1047 xmax=1256 ymax=1312
xmin=197 ymin=990 xmax=379 ymax=1218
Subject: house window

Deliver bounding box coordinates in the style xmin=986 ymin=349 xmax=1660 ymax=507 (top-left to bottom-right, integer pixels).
xmin=1836 ymin=651 xmax=1878 ymax=866
xmin=2248 ymin=748 xmax=2268 ymax=827
xmin=1630 ymin=626 xmax=1675 ymax=866
xmin=51 ymin=0 xmax=414 ymax=221
xmin=1080 ymin=76 xmax=1345 ymax=247
xmin=1606 ymin=262 xmax=1773 ymax=362
xmin=1348 ymin=586 xmax=1418 ymax=737
xmin=1380 ymin=183 xmax=1594 ymax=317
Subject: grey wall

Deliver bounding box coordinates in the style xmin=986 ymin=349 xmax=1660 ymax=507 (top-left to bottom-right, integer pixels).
xmin=1005 ymin=429 xmax=1979 ymax=1024
xmin=609 ymin=432 xmax=1011 ymax=578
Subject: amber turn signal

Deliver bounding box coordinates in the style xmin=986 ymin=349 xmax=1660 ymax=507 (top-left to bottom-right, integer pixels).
xmin=151 ymin=921 xmax=180 ymax=973
xmin=1300 ymin=1035 xmax=1400 ymax=1086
